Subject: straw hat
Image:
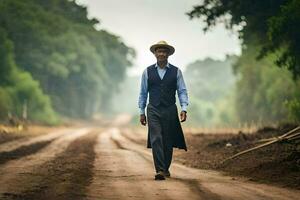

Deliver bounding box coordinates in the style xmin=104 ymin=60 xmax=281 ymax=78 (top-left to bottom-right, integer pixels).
xmin=150 ymin=40 xmax=175 ymax=55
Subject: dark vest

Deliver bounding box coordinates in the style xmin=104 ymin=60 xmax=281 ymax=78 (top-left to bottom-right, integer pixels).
xmin=147 ymin=64 xmax=178 ymax=107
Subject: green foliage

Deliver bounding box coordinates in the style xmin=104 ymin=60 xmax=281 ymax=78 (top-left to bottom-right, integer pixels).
xmin=0 ymin=0 xmax=135 ymax=121
xmin=286 ymin=99 xmax=300 ymax=123
xmin=267 ymin=0 xmax=300 ymax=78
xmin=187 ymin=96 xmax=216 ymax=126
xmin=188 ymin=0 xmax=300 ymax=78
xmin=8 ymin=70 xmax=59 ymax=125
xmin=0 ymin=88 xmax=12 ymax=119
xmin=185 ymin=57 xmax=237 ymax=102
xmin=0 ymin=27 xmax=58 ymax=124
xmin=188 ymin=0 xmax=300 ymax=124
xmin=184 ymin=56 xmax=238 ymax=126
xmin=234 ymin=44 xmax=300 ymax=124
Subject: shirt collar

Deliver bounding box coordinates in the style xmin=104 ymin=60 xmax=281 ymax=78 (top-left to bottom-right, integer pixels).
xmin=155 ymin=62 xmax=170 ymax=68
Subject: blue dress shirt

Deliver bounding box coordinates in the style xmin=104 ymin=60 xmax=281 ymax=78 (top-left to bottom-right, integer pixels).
xmin=138 ymin=63 xmax=189 ymax=114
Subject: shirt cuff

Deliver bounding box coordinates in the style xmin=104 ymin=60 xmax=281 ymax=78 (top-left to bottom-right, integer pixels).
xmin=181 ymin=105 xmax=188 ymax=112
xmin=140 ymin=108 xmax=145 ymax=115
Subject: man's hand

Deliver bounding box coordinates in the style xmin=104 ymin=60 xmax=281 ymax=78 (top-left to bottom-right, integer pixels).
xmin=180 ymin=111 xmax=187 ymax=122
xmin=140 ymin=114 xmax=147 ymax=126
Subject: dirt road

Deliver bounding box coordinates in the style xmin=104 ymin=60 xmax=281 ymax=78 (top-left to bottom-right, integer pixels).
xmin=0 ymin=126 xmax=299 ymax=200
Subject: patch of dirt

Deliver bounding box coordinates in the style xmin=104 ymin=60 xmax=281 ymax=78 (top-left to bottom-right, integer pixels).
xmin=174 ymin=124 xmax=300 ymax=189
xmin=2 ymin=131 xmax=99 ymax=200
xmin=121 ymin=125 xmax=300 ymax=189
xmin=0 ymin=139 xmax=54 ymax=165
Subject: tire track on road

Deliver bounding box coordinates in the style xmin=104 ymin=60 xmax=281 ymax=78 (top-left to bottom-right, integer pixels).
xmin=0 ymin=127 xmax=93 ymax=200
xmin=0 ymin=129 xmax=69 ymax=153
xmin=87 ymin=128 xmax=208 ymax=200
xmin=0 ymin=139 xmax=55 ymax=165
xmin=1 ymin=129 xmax=99 ymax=200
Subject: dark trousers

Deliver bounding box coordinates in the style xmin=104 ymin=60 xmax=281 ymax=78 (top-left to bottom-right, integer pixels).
xmin=147 ymin=104 xmax=174 ymax=173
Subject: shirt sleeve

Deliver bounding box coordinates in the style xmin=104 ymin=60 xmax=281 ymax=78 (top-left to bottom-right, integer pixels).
xmin=138 ymin=69 xmax=148 ymax=114
xmin=177 ymin=69 xmax=189 ymax=112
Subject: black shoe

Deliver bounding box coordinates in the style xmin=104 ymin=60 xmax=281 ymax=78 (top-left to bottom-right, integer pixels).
xmin=163 ymin=171 xmax=171 ymax=177
xmin=154 ymin=171 xmax=165 ymax=180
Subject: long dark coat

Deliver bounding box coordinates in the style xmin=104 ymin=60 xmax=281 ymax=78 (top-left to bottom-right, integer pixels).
xmin=146 ymin=104 xmax=187 ymax=151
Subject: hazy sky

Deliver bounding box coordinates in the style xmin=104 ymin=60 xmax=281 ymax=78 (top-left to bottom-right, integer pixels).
xmin=76 ymin=0 xmax=241 ymax=75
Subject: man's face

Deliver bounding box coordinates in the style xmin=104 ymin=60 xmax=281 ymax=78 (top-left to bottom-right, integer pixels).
xmin=154 ymin=47 xmax=169 ymax=62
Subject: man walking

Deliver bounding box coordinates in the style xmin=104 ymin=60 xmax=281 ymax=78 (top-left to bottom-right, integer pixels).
xmin=138 ymin=40 xmax=189 ymax=180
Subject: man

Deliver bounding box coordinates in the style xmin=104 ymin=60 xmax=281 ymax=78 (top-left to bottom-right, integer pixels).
xmin=138 ymin=40 xmax=189 ymax=180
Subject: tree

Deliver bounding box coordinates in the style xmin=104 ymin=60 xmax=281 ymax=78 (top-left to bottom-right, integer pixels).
xmin=188 ymin=0 xmax=300 ymax=78
xmin=0 ymin=27 xmax=57 ymax=124
xmin=184 ymin=56 xmax=238 ymax=126
xmin=0 ymin=0 xmax=135 ymax=119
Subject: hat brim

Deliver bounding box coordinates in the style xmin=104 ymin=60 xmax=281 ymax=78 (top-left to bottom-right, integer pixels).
xmin=150 ymin=44 xmax=175 ymax=55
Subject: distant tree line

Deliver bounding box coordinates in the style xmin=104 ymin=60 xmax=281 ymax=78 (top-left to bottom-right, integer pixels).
xmin=184 ymin=57 xmax=238 ymax=126
xmin=0 ymin=0 xmax=135 ymax=124
xmin=187 ymin=0 xmax=300 ymax=125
